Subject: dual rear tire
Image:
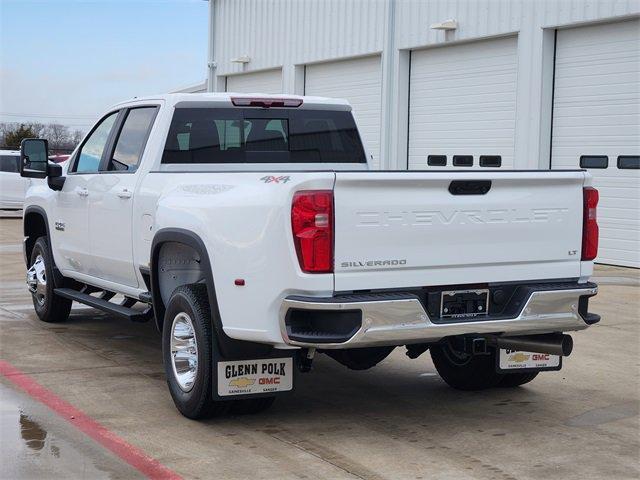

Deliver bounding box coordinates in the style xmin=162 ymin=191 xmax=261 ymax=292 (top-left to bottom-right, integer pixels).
xmin=162 ymin=284 xmax=275 ymax=419
xmin=430 ymin=341 xmax=538 ymax=390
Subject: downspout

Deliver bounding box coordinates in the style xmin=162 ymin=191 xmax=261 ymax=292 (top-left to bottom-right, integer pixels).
xmin=379 ymin=0 xmax=397 ymax=169
xmin=207 ymin=0 xmax=217 ymax=92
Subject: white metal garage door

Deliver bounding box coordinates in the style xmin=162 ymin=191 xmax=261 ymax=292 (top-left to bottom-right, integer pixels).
xmin=552 ymin=19 xmax=639 ymax=268
xmin=225 ymin=69 xmax=283 ymax=94
xmin=408 ymin=36 xmax=518 ymax=170
xmin=305 ymin=56 xmax=382 ymax=169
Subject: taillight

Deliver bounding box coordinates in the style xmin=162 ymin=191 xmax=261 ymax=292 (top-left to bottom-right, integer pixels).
xmin=291 ymin=190 xmax=333 ymax=273
xmin=582 ymin=187 xmax=599 ymax=261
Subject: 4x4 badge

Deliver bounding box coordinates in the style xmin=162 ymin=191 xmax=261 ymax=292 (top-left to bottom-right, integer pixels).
xmin=260 ymin=175 xmax=291 ymax=184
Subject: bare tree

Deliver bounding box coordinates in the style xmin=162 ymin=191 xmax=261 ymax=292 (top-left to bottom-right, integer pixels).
xmin=0 ymin=121 xmax=85 ymax=152
xmin=43 ymin=123 xmax=71 ymax=150
xmin=71 ymin=129 xmax=85 ymax=146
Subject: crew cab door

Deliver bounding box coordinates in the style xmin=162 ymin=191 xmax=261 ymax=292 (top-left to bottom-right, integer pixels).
xmin=88 ymin=106 xmax=158 ymax=287
xmin=55 ymin=111 xmax=119 ymax=276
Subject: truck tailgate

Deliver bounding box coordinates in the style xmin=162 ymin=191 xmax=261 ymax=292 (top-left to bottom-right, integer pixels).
xmin=333 ymin=171 xmax=586 ymax=291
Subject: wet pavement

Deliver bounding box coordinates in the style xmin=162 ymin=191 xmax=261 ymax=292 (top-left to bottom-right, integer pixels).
xmin=0 ymin=216 xmax=639 ymax=479
xmin=0 ymin=384 xmax=142 ymax=479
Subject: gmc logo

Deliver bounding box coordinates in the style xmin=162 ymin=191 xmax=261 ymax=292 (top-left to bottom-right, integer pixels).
xmin=532 ymin=354 xmax=550 ymax=361
xmin=259 ymin=377 xmax=280 ymax=385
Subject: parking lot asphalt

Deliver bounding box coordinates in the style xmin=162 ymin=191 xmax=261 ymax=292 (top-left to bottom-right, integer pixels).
xmin=0 ymin=216 xmax=638 ymax=480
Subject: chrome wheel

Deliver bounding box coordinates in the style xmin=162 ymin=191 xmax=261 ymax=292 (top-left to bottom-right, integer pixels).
xmin=170 ymin=312 xmax=198 ymax=392
xmin=27 ymin=255 xmax=47 ymax=306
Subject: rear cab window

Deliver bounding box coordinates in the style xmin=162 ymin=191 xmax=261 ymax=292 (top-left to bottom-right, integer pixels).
xmin=162 ymin=108 xmax=366 ymax=164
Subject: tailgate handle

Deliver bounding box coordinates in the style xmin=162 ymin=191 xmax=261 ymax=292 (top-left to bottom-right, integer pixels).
xmin=448 ymin=180 xmax=491 ymax=195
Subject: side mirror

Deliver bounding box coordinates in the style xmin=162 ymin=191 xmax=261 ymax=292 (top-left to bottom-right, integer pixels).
xmin=20 ymin=138 xmax=49 ymax=178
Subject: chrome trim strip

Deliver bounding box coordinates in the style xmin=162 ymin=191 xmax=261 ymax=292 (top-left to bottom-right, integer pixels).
xmin=280 ymin=286 xmax=598 ymax=349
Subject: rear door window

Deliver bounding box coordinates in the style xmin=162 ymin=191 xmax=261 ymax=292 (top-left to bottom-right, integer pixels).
xmin=162 ymin=108 xmax=366 ymax=164
xmin=106 ymin=107 xmax=158 ymax=172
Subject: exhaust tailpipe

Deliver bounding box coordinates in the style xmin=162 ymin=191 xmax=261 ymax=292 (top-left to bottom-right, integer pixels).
xmin=489 ymin=333 xmax=573 ymax=357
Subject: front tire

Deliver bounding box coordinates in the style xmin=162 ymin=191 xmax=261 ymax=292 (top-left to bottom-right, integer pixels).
xmin=162 ymin=284 xmax=230 ymax=419
xmin=28 ymin=236 xmax=72 ymax=323
xmin=430 ymin=341 xmax=504 ymax=391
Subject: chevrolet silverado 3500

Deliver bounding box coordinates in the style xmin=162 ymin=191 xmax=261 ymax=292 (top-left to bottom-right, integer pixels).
xmin=19 ymin=93 xmax=600 ymax=418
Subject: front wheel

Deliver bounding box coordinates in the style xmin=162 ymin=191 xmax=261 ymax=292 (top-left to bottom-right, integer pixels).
xmin=430 ymin=340 xmax=504 ymax=391
xmin=27 ymin=236 xmax=72 ymax=323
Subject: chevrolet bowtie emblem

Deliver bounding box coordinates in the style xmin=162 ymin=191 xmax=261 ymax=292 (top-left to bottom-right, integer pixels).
xmin=229 ymin=377 xmax=256 ymax=388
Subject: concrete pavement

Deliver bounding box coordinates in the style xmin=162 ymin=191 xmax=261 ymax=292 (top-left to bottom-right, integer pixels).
xmin=1 ymin=217 xmax=638 ymax=480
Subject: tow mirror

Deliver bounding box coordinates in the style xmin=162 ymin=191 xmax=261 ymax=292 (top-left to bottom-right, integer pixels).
xmin=20 ymin=138 xmax=49 ymax=179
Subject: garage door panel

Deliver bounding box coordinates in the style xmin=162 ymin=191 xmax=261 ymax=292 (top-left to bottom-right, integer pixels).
xmin=598 ymin=252 xmax=640 ymax=268
xmin=410 ymin=119 xmax=515 ymax=132
xmin=408 ymin=36 xmax=517 ymax=170
xmin=551 ymin=19 xmax=640 ymax=267
xmin=410 ymin=111 xmax=516 ymax=123
xmin=553 ymin=111 xmax=639 ymax=127
xmin=552 ymin=125 xmax=637 ymax=138
xmin=599 ymin=196 xmax=640 ymax=211
xmin=305 ymin=56 xmax=382 ymax=168
xmin=225 ymin=69 xmax=283 ymax=94
xmin=599 ymin=237 xmax=640 ymax=252
xmin=555 ymin=84 xmax=638 ymax=100
xmin=600 ymin=226 xmax=640 ymax=242
xmin=412 ymin=71 xmax=515 ymax=89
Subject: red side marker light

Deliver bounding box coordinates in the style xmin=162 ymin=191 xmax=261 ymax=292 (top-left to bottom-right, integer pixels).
xmin=234 ymin=279 xmax=245 ymax=286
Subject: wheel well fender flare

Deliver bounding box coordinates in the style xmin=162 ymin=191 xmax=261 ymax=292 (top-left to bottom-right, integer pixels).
xmin=150 ymin=228 xmax=273 ymax=359
xmin=150 ymin=228 xmax=216 ymax=332
xmin=23 ymin=205 xmax=51 ymax=267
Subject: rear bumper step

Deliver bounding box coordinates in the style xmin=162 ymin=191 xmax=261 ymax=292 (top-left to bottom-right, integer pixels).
xmin=280 ymin=283 xmax=598 ymax=348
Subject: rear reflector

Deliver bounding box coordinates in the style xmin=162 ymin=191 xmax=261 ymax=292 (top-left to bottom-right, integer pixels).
xmin=291 ymin=191 xmax=333 ymax=273
xmin=231 ymin=97 xmax=303 ymax=108
xmin=582 ymin=187 xmax=599 ymax=261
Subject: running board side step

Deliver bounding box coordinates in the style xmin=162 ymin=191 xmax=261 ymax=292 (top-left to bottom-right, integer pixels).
xmin=54 ymin=288 xmax=153 ymax=322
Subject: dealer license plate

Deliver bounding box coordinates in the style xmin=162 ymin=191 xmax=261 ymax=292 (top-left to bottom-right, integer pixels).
xmin=440 ymin=289 xmax=489 ymax=318
xmin=498 ymin=349 xmax=561 ymax=372
xmin=217 ymin=357 xmax=293 ymax=396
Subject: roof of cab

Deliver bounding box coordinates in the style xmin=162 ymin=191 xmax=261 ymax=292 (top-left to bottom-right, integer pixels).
xmin=112 ymin=92 xmax=352 ymax=110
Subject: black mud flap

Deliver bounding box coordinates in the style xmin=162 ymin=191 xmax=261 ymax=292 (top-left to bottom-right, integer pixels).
xmin=212 ymin=348 xmax=297 ymax=401
xmin=495 ymin=348 xmax=563 ymax=374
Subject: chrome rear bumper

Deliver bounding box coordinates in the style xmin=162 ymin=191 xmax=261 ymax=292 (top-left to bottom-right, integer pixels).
xmin=280 ymin=285 xmax=598 ymax=349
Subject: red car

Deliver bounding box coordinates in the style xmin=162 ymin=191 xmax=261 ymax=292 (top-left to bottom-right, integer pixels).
xmin=48 ymin=154 xmax=70 ymax=163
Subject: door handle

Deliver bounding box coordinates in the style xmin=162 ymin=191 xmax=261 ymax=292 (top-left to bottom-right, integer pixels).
xmin=117 ymin=188 xmax=132 ymax=199
xmin=76 ymin=187 xmax=89 ymax=197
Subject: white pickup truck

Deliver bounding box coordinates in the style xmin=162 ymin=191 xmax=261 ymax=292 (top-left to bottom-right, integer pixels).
xmin=19 ymin=93 xmax=600 ymax=418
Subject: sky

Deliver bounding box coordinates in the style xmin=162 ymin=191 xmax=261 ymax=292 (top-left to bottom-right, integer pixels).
xmin=0 ymin=0 xmax=208 ymax=132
